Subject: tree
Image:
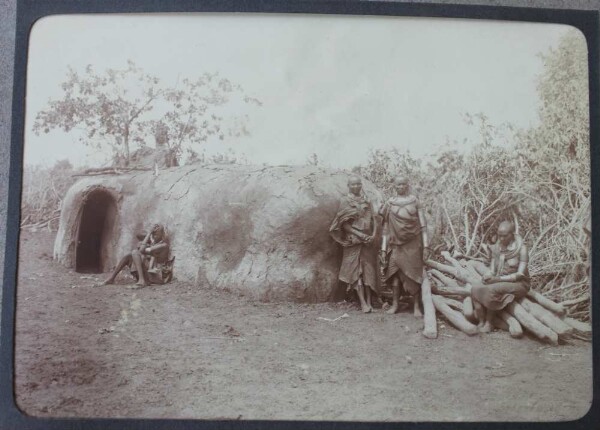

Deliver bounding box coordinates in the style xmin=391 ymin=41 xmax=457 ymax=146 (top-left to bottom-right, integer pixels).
xmin=149 ymin=74 xmax=261 ymax=163
xmin=33 ymin=61 xmax=261 ymax=166
xmin=512 ymin=29 xmax=591 ymax=298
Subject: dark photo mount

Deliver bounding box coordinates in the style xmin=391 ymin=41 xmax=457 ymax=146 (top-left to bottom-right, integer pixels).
xmin=1 ymin=1 xmax=599 ymax=429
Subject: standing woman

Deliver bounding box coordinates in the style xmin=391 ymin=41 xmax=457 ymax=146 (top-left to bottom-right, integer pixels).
xmin=379 ymin=176 xmax=430 ymax=316
xmin=329 ymin=176 xmax=379 ymax=313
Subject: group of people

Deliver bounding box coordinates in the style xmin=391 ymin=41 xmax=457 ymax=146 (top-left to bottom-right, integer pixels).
xmin=329 ymin=175 xmax=530 ymax=333
xmin=99 ymin=174 xmax=530 ymax=334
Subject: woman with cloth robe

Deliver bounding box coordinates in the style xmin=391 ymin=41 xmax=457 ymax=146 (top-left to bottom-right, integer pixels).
xmin=379 ymin=176 xmax=430 ymax=316
xmin=471 ymin=221 xmax=530 ymax=332
xmin=329 ymin=176 xmax=379 ymax=313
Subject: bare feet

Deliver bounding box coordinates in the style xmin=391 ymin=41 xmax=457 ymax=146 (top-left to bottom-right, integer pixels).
xmin=362 ymin=304 xmax=372 ymax=313
xmin=479 ymin=322 xmax=492 ymax=333
xmin=96 ymin=279 xmax=113 ymax=287
xmin=386 ymin=304 xmax=398 ymax=314
xmin=413 ymin=299 xmax=423 ymax=317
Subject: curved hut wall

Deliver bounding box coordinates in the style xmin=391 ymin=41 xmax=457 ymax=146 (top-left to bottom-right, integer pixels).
xmin=54 ymin=164 xmax=383 ymax=303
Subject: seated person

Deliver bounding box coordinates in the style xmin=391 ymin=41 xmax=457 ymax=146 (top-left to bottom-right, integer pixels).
xmin=471 ymin=221 xmax=530 ymax=332
xmin=101 ymin=223 xmax=172 ymax=287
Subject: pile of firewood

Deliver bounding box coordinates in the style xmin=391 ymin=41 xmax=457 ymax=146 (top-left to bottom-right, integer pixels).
xmin=419 ymin=252 xmax=591 ymax=344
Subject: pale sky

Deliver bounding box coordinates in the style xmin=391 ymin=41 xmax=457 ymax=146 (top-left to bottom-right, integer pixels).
xmin=24 ymin=13 xmax=579 ymax=168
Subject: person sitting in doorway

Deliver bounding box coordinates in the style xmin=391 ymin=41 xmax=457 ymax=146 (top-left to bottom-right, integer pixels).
xmin=101 ymin=223 xmax=173 ymax=287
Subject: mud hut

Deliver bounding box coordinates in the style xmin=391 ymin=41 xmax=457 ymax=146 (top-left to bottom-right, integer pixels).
xmin=54 ymin=164 xmax=383 ymax=302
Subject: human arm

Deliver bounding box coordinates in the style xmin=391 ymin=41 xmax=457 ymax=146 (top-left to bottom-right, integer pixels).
xmin=417 ymin=202 xmax=431 ymax=260
xmin=137 ymin=231 xmax=152 ymax=251
xmin=498 ymin=244 xmax=528 ymax=283
xmin=342 ymin=223 xmax=370 ymax=243
xmin=482 ymin=258 xmax=496 ymax=283
xmin=363 ymin=202 xmax=378 ymax=244
xmin=379 ymin=206 xmax=388 ymax=271
xmin=142 ymin=242 xmax=169 ymax=256
xmin=484 ymin=245 xmax=528 ymax=284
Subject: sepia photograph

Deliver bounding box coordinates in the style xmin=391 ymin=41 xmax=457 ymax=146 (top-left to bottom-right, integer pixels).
xmin=14 ymin=11 xmax=593 ymax=421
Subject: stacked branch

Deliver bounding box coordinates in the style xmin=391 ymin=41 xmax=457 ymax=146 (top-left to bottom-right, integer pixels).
xmin=423 ymin=253 xmax=591 ymax=344
xmin=21 ymin=162 xmax=77 ymax=231
xmin=72 ymin=166 xmax=151 ymax=177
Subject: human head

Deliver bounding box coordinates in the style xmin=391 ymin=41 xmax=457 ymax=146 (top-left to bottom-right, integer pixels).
xmin=347 ymin=176 xmax=363 ymax=196
xmin=393 ymin=176 xmax=409 ymax=196
xmin=497 ymin=221 xmax=515 ymax=247
xmin=151 ymin=224 xmax=165 ymax=241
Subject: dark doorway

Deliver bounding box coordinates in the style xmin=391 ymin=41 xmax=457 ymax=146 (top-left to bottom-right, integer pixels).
xmin=75 ymin=190 xmax=117 ymax=273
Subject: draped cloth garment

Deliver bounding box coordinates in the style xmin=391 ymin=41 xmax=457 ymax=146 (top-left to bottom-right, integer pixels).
xmin=471 ymin=235 xmax=530 ymax=310
xmin=329 ymin=193 xmax=378 ymax=293
xmin=380 ymin=196 xmax=423 ymax=295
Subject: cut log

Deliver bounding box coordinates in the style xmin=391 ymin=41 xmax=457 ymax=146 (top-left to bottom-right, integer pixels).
xmin=498 ymin=310 xmax=524 ymax=338
xmin=562 ymin=317 xmax=592 ymax=333
xmin=459 ymin=259 xmax=482 ymax=280
xmin=519 ymin=298 xmax=573 ymax=338
xmin=442 ymin=251 xmax=481 ymax=284
xmin=432 ymin=295 xmax=478 ymax=336
xmin=426 ymin=259 xmax=463 ymax=280
xmin=526 ymin=290 xmax=566 ymax=317
xmin=506 ymin=301 xmax=559 ymax=345
xmin=430 ymin=283 xmax=471 ymax=298
xmin=441 ymin=251 xmax=464 ymax=270
xmin=442 ymin=297 xmax=464 ymax=312
xmin=465 ymin=260 xmax=491 ymax=277
xmin=429 ymin=269 xmax=464 ymax=289
xmin=421 ymin=270 xmax=437 ymax=339
xmin=451 ymin=253 xmax=488 ymax=264
xmin=428 ymin=269 xmax=471 ymax=297
xmin=463 ymin=297 xmax=475 ymax=320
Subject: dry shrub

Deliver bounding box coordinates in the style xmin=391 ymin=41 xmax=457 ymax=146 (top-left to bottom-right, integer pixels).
xmin=363 ymin=30 xmax=590 ymax=320
xmin=21 ymin=160 xmax=77 ymax=231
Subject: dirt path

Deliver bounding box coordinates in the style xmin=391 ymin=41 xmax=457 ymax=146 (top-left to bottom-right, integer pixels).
xmin=14 ymin=230 xmax=592 ymax=421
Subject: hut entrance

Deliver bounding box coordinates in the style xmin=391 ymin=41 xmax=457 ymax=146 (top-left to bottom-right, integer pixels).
xmin=75 ymin=190 xmax=117 ymax=273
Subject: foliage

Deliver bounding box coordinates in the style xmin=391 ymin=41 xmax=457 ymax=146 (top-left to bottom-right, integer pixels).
xmin=33 ymin=61 xmax=261 ymax=166
xmin=185 ymin=148 xmax=249 ymax=165
xmin=362 ymin=30 xmax=590 ymax=319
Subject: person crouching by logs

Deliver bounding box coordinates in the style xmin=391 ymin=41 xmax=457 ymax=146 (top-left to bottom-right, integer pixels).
xmin=471 ymin=221 xmax=530 ymax=333
xmin=329 ymin=176 xmax=379 ymax=313
xmin=101 ymin=223 xmax=172 ymax=287
xmin=379 ymin=175 xmax=430 ymax=317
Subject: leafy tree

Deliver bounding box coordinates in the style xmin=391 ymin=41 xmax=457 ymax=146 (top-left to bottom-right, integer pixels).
xmin=33 ymin=61 xmax=261 ymax=166
xmin=512 ymin=29 xmax=590 ymax=292
xmin=146 ymin=73 xmax=261 ymax=163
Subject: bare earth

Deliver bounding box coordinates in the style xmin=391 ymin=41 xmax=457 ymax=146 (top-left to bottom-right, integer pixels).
xmin=14 ymin=230 xmax=592 ymax=421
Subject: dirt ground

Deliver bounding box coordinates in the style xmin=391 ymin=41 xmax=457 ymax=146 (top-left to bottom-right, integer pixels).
xmin=14 ymin=230 xmax=593 ymax=421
